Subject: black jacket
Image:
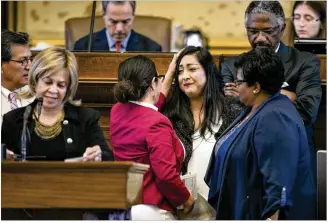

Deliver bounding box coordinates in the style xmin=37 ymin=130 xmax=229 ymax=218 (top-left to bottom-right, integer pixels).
xmin=220 ymin=42 xmax=322 ymax=125
xmin=73 ymin=29 xmax=162 ymax=52
xmin=1 ymin=100 xmax=114 ymax=161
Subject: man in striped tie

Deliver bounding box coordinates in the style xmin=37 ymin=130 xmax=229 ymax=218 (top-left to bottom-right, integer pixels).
xmin=1 ymin=30 xmax=34 ymax=118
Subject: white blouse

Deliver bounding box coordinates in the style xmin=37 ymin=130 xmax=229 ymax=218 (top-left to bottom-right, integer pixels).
xmin=187 ymin=118 xmax=223 ymax=199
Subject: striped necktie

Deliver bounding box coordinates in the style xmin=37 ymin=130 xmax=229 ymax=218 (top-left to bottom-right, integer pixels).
xmin=115 ymin=41 xmax=121 ymax=52
xmin=8 ymin=92 xmax=18 ymax=110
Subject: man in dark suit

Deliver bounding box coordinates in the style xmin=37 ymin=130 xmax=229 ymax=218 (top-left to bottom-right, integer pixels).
xmin=73 ymin=1 xmax=162 ymax=52
xmin=221 ymin=1 xmax=322 ymax=178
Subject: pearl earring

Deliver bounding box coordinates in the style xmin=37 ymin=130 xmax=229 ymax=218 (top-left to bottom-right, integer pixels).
xmin=253 ymin=90 xmax=257 ymax=94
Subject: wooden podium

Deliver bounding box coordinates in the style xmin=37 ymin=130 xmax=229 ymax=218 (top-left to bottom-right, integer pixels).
xmin=1 ymin=161 xmax=149 ymax=220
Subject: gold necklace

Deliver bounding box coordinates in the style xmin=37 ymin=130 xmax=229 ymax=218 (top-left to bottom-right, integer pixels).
xmin=34 ymin=110 xmax=65 ymax=140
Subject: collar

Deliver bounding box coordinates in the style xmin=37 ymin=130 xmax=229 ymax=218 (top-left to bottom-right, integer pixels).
xmin=1 ymin=86 xmax=12 ymax=99
xmin=275 ymin=42 xmax=280 ymax=53
xmin=129 ymin=101 xmax=158 ymax=111
xmin=218 ymin=92 xmax=282 ymax=139
xmin=1 ymin=86 xmax=23 ymax=99
xmin=106 ymin=30 xmax=131 ymax=50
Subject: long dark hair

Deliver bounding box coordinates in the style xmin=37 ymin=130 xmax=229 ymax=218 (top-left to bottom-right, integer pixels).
xmin=163 ymin=46 xmax=225 ymax=138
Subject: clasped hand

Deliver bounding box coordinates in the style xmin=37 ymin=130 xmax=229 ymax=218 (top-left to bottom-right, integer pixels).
xmin=82 ymin=145 xmax=102 ymax=162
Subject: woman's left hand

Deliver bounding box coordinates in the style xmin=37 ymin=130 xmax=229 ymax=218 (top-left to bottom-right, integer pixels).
xmin=83 ymin=145 xmax=102 ymax=162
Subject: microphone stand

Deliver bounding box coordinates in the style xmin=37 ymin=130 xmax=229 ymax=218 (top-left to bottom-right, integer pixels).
xmin=87 ymin=1 xmax=97 ymax=52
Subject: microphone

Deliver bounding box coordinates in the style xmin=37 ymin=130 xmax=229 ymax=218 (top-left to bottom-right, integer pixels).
xmin=37 ymin=97 xmax=43 ymax=118
xmin=21 ymin=105 xmax=32 ymax=161
xmin=87 ymin=1 xmax=97 ymax=52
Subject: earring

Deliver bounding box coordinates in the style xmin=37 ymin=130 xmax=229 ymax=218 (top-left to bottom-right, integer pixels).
xmin=253 ymin=90 xmax=257 ymax=94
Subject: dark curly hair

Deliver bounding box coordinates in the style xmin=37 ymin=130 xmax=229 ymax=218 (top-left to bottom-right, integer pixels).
xmin=234 ymin=48 xmax=285 ymax=95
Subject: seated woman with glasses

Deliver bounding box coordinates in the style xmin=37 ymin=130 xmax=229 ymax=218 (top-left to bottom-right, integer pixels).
xmin=291 ymin=1 xmax=326 ymax=39
xmin=110 ymin=55 xmax=195 ymax=220
xmin=205 ymin=48 xmax=316 ymax=220
xmin=162 ymin=46 xmax=243 ymax=201
xmin=2 ymin=47 xmax=114 ymax=162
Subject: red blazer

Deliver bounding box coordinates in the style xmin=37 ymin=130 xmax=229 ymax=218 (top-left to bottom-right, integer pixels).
xmin=109 ymin=94 xmax=189 ymax=212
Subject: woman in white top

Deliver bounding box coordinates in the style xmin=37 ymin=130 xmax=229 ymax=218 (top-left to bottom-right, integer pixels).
xmin=163 ymin=46 xmax=243 ymax=199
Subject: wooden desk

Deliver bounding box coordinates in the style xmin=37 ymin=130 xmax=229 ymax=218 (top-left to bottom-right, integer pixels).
xmin=2 ymin=161 xmax=149 ymax=220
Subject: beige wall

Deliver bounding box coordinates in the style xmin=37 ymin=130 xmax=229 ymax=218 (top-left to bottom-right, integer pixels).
xmin=17 ymin=1 xmax=294 ymax=50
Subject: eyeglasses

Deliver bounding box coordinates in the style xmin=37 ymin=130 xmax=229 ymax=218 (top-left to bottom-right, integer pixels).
xmin=234 ymin=79 xmax=246 ymax=86
xmin=292 ymin=15 xmax=320 ymax=24
xmin=246 ymin=26 xmax=280 ymax=36
xmin=10 ymin=57 xmax=33 ymax=66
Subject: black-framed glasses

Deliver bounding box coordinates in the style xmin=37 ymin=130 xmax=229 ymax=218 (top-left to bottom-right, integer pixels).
xmin=234 ymin=79 xmax=246 ymax=86
xmin=10 ymin=57 xmax=33 ymax=66
xmin=246 ymin=26 xmax=280 ymax=36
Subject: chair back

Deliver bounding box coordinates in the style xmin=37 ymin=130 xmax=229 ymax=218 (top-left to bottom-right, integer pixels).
xmin=317 ymin=150 xmax=326 ymax=220
xmin=281 ymin=17 xmax=294 ymax=46
xmin=65 ymin=15 xmax=171 ymax=51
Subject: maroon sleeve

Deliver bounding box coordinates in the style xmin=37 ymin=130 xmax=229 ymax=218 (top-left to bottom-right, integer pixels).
xmin=154 ymin=93 xmax=166 ymax=111
xmin=146 ymin=117 xmax=190 ymax=207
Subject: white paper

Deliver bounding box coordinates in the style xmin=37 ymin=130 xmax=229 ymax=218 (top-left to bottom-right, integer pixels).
xmin=178 ymin=173 xmax=197 ymax=209
xmin=64 ymin=156 xmax=83 ymax=162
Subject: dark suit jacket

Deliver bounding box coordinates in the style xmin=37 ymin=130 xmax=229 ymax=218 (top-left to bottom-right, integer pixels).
xmin=205 ymin=93 xmax=316 ymax=220
xmin=220 ymin=42 xmax=322 ymax=125
xmin=1 ymin=100 xmax=114 ymax=161
xmin=73 ymin=29 xmax=162 ymax=52
xmin=110 ymin=95 xmax=189 ymax=212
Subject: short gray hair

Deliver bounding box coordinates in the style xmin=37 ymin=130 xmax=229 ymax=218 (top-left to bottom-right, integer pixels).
xmin=102 ymin=1 xmax=136 ymax=15
xmin=244 ymin=1 xmax=285 ymax=28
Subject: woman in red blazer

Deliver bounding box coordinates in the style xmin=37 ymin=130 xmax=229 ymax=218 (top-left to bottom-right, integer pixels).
xmin=110 ymin=55 xmax=195 ymax=220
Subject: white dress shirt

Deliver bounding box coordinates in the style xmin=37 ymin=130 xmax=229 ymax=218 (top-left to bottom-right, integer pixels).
xmin=106 ymin=30 xmax=131 ymax=53
xmin=1 ymin=86 xmax=35 ymax=125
